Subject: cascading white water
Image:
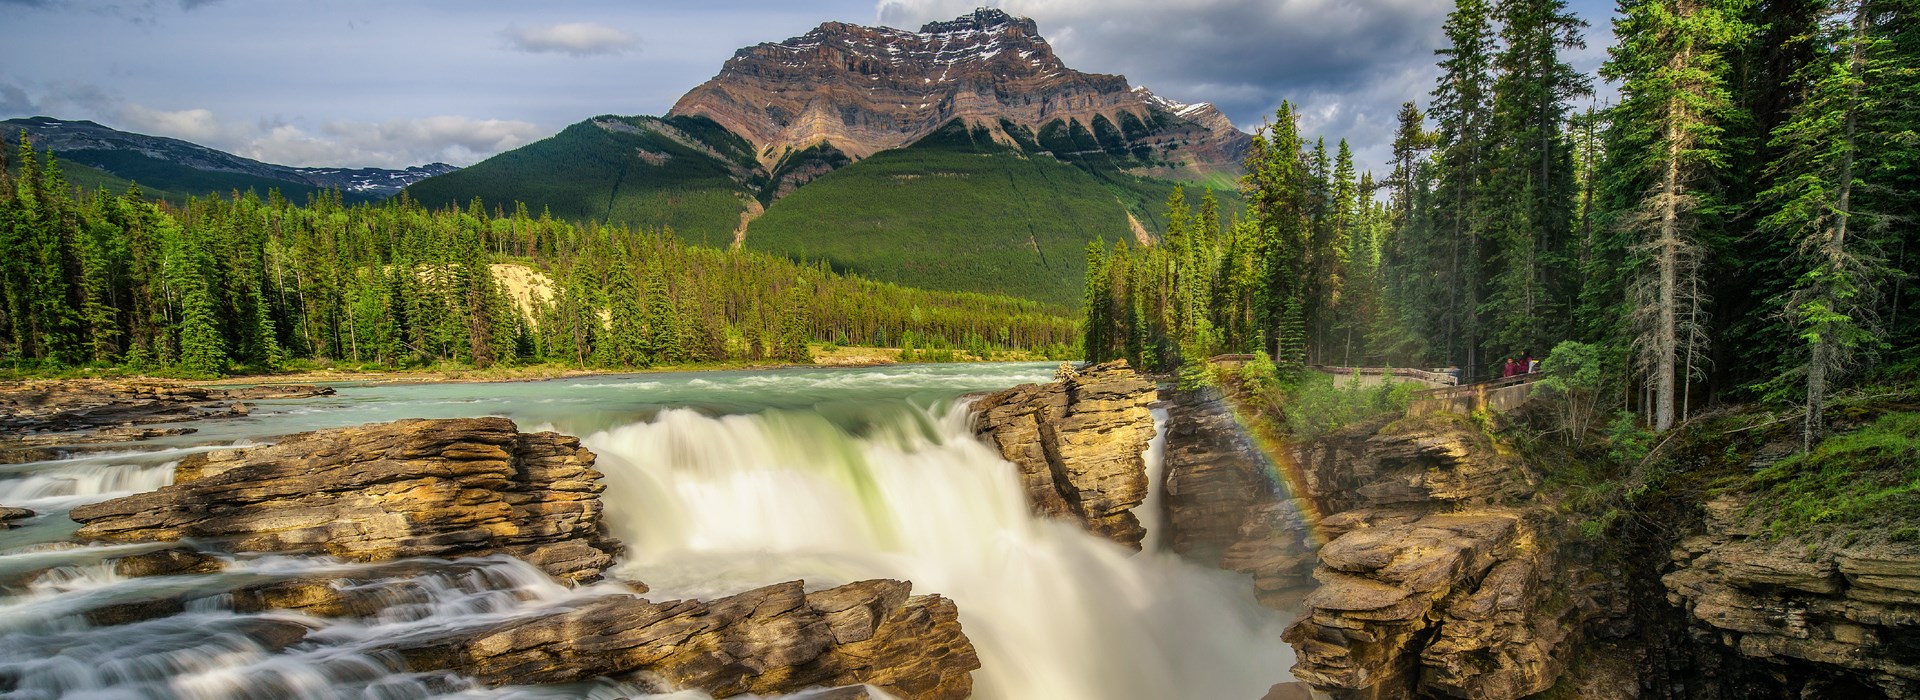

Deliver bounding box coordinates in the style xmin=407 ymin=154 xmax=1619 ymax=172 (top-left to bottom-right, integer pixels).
xmin=587 ymin=402 xmax=1294 ymax=700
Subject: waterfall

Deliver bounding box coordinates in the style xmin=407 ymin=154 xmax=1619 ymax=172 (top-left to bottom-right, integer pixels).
xmin=587 ymin=401 xmax=1293 ymax=700
xmin=0 ymin=365 xmax=1294 ymax=698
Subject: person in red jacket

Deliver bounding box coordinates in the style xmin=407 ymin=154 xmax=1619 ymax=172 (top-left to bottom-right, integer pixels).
xmin=1502 ymin=357 xmax=1520 ymax=378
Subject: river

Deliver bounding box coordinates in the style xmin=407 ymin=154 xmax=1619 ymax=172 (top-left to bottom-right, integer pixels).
xmin=0 ymin=363 xmax=1293 ymax=699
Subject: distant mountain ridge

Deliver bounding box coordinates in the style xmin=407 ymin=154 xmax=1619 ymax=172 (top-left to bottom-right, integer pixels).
xmin=3 ymin=117 xmax=456 ymax=201
xmin=669 ymin=8 xmax=1250 ymax=179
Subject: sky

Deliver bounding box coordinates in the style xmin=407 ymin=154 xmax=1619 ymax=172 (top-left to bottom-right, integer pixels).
xmin=0 ymin=0 xmax=1619 ymax=175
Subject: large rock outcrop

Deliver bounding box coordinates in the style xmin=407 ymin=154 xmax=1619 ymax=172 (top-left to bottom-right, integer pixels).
xmin=68 ymin=417 xmax=620 ymax=583
xmin=1663 ymin=494 xmax=1920 ymax=696
xmin=1278 ymin=414 xmax=1598 ymax=700
xmin=391 ymin=579 xmax=978 ymax=700
xmin=970 ymin=360 xmax=1158 ymax=548
xmin=669 ymin=9 xmax=1250 ymax=175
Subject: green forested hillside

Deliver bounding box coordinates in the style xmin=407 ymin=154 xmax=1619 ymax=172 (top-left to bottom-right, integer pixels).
xmin=404 ymin=115 xmax=757 ymax=247
xmin=406 ymin=117 xmax=1242 ymax=306
xmin=744 ymin=121 xmax=1237 ymax=306
xmin=0 ymin=137 xmax=1077 ymax=376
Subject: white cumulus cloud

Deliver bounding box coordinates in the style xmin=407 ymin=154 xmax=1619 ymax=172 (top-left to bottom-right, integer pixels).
xmin=502 ymin=22 xmax=638 ymax=56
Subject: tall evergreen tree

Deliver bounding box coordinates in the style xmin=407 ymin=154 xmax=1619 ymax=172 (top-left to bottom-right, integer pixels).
xmin=1431 ymin=0 xmax=1500 ymax=377
xmin=1603 ymin=0 xmax=1754 ymax=431
xmin=1759 ymin=0 xmax=1915 ymax=446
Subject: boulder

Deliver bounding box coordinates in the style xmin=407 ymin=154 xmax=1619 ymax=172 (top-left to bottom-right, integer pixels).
xmin=110 ymin=547 xmax=226 ymax=577
xmin=971 ymin=360 xmax=1158 ymax=548
xmin=68 ymin=417 xmax=621 ymax=583
xmin=0 ymin=506 xmax=31 ymax=530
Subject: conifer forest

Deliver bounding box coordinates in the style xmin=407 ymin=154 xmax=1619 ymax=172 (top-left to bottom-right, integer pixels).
xmin=1084 ymin=0 xmax=1918 ymax=444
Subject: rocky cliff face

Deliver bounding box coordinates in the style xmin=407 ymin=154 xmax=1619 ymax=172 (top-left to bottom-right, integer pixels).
xmin=970 ymin=360 xmax=1158 ymax=548
xmin=1662 ymin=494 xmax=1920 ymax=696
xmin=1271 ymin=414 xmax=1603 ymax=700
xmin=38 ymin=417 xmax=985 ymax=699
xmin=1161 ymin=388 xmax=1319 ymax=608
xmin=669 ymin=9 xmax=1250 ymax=175
xmin=68 ymin=417 xmax=621 ymax=583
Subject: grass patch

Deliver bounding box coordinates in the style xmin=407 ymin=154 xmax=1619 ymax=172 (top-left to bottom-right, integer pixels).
xmin=1745 ymin=412 xmax=1920 ymax=541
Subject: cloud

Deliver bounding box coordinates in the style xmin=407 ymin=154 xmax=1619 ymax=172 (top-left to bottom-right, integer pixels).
xmin=188 ymin=113 xmax=542 ymax=168
xmin=0 ymin=82 xmax=37 ymax=115
xmin=502 ymin=22 xmax=638 ymax=56
xmin=117 ymin=104 xmax=226 ymax=143
xmin=2 ymin=0 xmax=221 ymax=22
xmin=874 ymin=0 xmax=1453 ymax=174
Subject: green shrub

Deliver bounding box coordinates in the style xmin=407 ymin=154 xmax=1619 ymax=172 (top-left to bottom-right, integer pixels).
xmin=1281 ymin=371 xmax=1409 ymax=439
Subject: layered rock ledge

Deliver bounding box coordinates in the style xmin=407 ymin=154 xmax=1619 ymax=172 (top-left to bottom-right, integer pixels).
xmin=970 ymin=360 xmax=1158 ymax=548
xmin=393 ymin=579 xmax=979 ymax=699
xmin=1278 ymin=414 xmax=1598 ymax=700
xmin=1663 ymin=494 xmax=1920 ymax=696
xmin=0 ymin=380 xmax=333 ymax=463
xmin=68 ymin=417 xmax=620 ymax=583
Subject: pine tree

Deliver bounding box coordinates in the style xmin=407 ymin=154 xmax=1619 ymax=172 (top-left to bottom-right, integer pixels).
xmin=1082 ymin=238 xmax=1113 ymax=361
xmin=1759 ymin=0 xmax=1913 ymax=447
xmin=1431 ymin=0 xmax=1499 ymax=377
xmin=642 ymin=262 xmax=679 ymax=364
xmin=602 ymin=246 xmax=647 ymax=368
xmin=1485 ymin=0 xmax=1591 ymax=359
xmin=1245 ymin=102 xmax=1312 ymax=359
xmin=1603 ymin=0 xmax=1754 ymax=431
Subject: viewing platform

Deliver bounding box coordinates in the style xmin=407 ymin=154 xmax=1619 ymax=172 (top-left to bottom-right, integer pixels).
xmin=1406 ymin=374 xmax=1541 ymax=417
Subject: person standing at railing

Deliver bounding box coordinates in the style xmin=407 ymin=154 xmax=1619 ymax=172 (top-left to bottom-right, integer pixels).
xmin=1523 ymin=351 xmax=1538 ymax=375
xmin=1502 ymin=357 xmax=1521 ymax=378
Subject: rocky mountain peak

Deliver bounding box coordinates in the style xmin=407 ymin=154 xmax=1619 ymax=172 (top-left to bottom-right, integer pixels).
xmin=917 ymin=7 xmax=1037 ymax=36
xmin=668 ymin=10 xmax=1249 ymax=176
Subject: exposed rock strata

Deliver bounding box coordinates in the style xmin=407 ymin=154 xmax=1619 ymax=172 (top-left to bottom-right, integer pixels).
xmin=1278 ymin=414 xmax=1593 ymax=700
xmin=1160 ymin=387 xmax=1318 ymax=607
xmin=0 ymin=380 xmax=332 ymax=463
xmin=68 ymin=417 xmax=620 ymax=583
xmin=669 ymin=8 xmax=1249 ymax=174
xmin=1663 ymin=493 xmax=1920 ymax=696
xmin=389 ymin=579 xmax=978 ymax=700
xmin=0 ymin=380 xmax=332 ymax=434
xmin=970 ymin=360 xmax=1157 ymax=548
